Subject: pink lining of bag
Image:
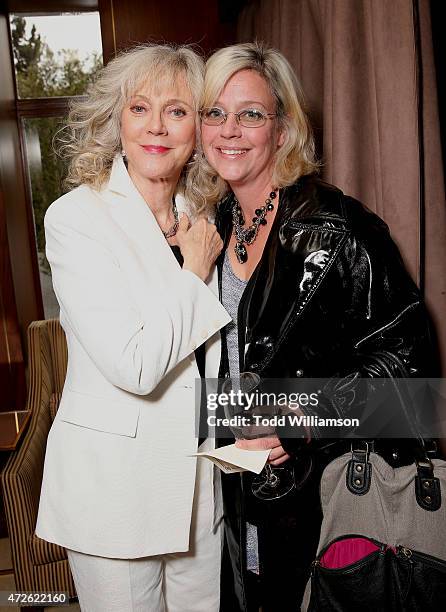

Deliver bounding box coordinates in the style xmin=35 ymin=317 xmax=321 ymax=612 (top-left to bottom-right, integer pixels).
xmin=319 ymin=537 xmax=380 ymax=569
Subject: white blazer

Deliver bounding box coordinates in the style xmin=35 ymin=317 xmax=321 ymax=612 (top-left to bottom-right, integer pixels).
xmin=36 ymin=155 xmax=231 ymax=558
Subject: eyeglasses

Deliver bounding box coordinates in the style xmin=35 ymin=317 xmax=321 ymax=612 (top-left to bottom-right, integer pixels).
xmin=200 ymin=107 xmax=277 ymax=128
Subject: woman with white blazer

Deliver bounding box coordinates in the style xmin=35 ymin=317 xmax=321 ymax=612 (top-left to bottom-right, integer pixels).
xmin=36 ymin=44 xmax=231 ymax=612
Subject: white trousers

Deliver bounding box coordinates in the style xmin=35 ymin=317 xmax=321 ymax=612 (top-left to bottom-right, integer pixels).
xmin=67 ymin=453 xmax=222 ymax=612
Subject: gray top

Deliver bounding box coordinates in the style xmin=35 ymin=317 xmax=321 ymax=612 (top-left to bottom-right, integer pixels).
xmin=222 ymin=250 xmax=259 ymax=574
xmin=221 ymin=250 xmax=248 ymax=379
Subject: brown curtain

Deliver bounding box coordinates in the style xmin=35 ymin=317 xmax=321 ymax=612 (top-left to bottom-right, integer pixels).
xmin=237 ymin=0 xmax=446 ymax=372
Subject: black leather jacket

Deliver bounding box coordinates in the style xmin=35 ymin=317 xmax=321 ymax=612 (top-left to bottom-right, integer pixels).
xmin=215 ymin=175 xmax=439 ymax=612
xmin=216 ymin=175 xmax=437 ymax=448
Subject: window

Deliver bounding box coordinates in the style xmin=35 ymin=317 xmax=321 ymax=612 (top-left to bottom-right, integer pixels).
xmin=9 ymin=11 xmax=103 ymax=318
xmin=10 ymin=12 xmax=102 ymax=99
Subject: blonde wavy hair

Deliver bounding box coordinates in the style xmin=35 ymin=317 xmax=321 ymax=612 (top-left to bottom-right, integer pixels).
xmin=191 ymin=42 xmax=319 ymax=211
xmin=58 ymin=44 xmax=204 ymax=204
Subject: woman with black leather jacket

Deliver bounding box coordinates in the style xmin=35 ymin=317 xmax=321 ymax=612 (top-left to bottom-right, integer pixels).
xmin=197 ymin=42 xmax=439 ymax=611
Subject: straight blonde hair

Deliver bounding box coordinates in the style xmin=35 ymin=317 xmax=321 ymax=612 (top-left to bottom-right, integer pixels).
xmin=192 ymin=42 xmax=319 ymax=211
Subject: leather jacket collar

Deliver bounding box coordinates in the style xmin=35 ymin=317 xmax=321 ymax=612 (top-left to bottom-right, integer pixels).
xmin=216 ymin=175 xmax=370 ymax=375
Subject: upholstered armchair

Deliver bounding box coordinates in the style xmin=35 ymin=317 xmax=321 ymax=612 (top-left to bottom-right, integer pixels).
xmin=1 ymin=319 xmax=76 ymax=599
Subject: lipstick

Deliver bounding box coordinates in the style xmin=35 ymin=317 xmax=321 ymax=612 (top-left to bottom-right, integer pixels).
xmin=141 ymin=145 xmax=171 ymax=154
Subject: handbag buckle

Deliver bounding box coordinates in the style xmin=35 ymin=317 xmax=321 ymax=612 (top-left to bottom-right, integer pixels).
xmin=347 ymin=441 xmax=372 ymax=495
xmin=415 ymin=455 xmax=441 ymax=512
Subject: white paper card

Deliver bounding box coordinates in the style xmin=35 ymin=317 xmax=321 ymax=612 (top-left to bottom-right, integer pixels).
xmin=192 ymin=443 xmax=270 ymax=474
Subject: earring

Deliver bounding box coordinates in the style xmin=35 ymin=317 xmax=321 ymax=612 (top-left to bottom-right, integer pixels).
xmin=121 ymin=149 xmax=126 ymax=158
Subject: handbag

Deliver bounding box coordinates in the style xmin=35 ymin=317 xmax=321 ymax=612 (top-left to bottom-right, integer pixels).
xmin=303 ymin=446 xmax=446 ymax=611
xmin=303 ymin=355 xmax=446 ymax=611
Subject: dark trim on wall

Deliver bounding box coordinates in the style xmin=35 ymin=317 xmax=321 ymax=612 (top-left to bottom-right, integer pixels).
xmin=98 ymin=0 xmax=116 ymax=63
xmin=5 ymin=0 xmax=98 ymax=12
xmin=412 ymin=0 xmax=426 ymax=296
xmin=0 ymin=7 xmax=44 ymax=355
xmin=430 ymin=0 xmax=446 ymax=189
xmin=16 ymin=96 xmax=84 ymax=118
xmin=0 ymin=188 xmax=26 ymax=411
xmin=97 ymin=0 xmax=239 ymax=63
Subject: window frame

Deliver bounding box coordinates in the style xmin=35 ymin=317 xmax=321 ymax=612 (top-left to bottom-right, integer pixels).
xmin=7 ymin=4 xmax=101 ymax=319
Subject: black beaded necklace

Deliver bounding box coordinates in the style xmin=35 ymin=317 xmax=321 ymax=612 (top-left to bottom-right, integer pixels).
xmin=232 ymin=189 xmax=278 ymax=264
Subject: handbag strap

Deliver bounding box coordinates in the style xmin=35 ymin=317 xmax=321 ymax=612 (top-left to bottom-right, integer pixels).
xmin=349 ymin=353 xmax=441 ymax=509
xmin=370 ymin=351 xmax=426 ymax=451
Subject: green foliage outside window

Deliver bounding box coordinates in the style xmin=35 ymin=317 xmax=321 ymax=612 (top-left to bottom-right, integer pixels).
xmin=24 ymin=117 xmax=66 ymax=257
xmin=11 ymin=15 xmax=103 ymax=271
xmin=11 ymin=15 xmax=102 ymax=98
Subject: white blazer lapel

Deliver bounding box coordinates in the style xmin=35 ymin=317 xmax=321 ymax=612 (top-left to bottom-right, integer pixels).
xmin=101 ymin=158 xmax=226 ymax=379
xmin=102 ymin=155 xmax=179 ymax=278
xmin=102 ymin=156 xmax=221 ymax=301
